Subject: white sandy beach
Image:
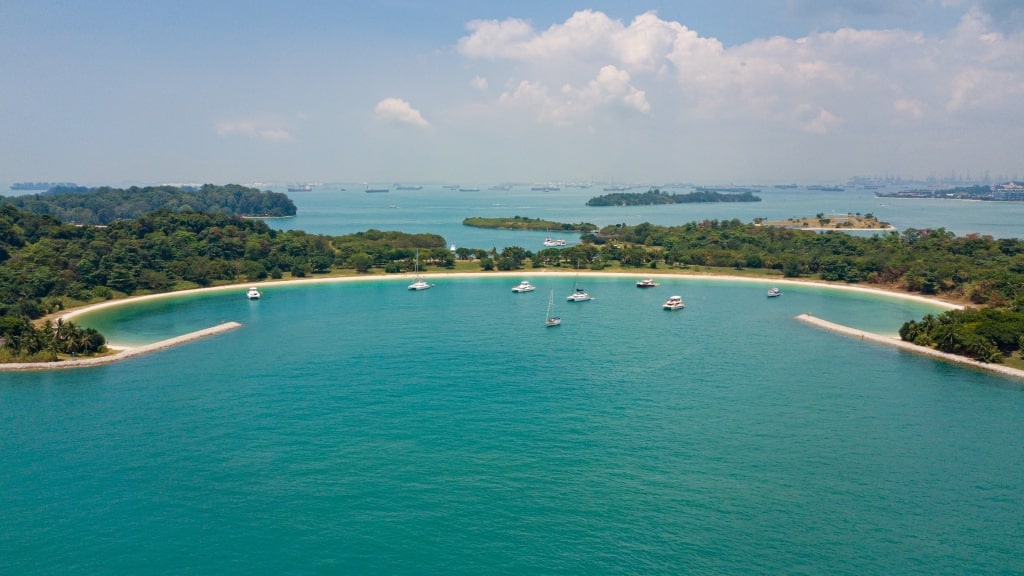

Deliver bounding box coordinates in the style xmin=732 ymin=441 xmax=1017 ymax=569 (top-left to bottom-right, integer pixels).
xmin=0 ymin=322 xmax=242 ymax=372
xmin=11 ymin=269 xmax=1020 ymax=379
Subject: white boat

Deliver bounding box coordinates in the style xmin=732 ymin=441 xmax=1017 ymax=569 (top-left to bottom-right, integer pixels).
xmin=408 ymin=250 xmax=433 ymax=290
xmin=767 ymin=287 xmax=782 ymax=298
xmin=636 ymin=278 xmax=659 ymax=288
xmin=545 ymin=290 xmax=561 ymax=327
xmin=566 ymin=287 xmax=592 ymax=302
xmin=662 ymin=295 xmax=685 ymax=310
xmin=543 ymin=237 xmax=567 ymax=247
xmin=512 ymin=280 xmax=536 ymax=293
xmin=246 ymin=287 xmax=261 ymax=300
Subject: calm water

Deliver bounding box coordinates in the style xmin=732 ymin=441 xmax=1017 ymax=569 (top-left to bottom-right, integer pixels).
xmin=267 ymin=184 xmax=1024 ymax=246
xmin=3 ymin=188 xmax=1024 ymax=574
xmin=3 ymin=277 xmax=1023 ymax=574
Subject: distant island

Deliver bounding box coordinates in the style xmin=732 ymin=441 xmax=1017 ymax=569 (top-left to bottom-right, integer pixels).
xmin=10 ymin=182 xmax=78 ymax=191
xmin=875 ymin=182 xmax=1024 ymax=201
xmin=0 ymin=183 xmax=296 ymax=224
xmin=462 ymin=216 xmax=597 ymax=232
xmin=586 ymin=188 xmax=761 ymax=206
xmin=756 ymin=213 xmax=894 ymax=230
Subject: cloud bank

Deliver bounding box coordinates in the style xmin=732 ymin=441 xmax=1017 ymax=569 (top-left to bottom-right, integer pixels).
xmin=454 ymin=8 xmax=1024 ymax=139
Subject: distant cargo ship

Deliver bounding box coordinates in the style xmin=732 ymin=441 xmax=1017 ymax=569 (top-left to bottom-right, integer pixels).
xmin=696 ymin=186 xmax=761 ymax=194
xmin=10 ymin=181 xmax=77 ymax=191
xmin=806 ymin=185 xmax=845 ymax=192
xmin=395 ymin=185 xmax=423 ymax=190
xmin=365 ymin=187 xmax=390 ymax=193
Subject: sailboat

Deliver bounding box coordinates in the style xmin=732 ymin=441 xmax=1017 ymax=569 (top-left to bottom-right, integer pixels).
xmin=545 ymin=290 xmax=561 ymax=327
xmin=566 ymin=263 xmax=592 ymax=302
xmin=407 ymin=250 xmax=433 ymax=290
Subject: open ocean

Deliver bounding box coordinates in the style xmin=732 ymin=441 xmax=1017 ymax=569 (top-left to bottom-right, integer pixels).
xmin=2 ymin=185 xmax=1024 ymax=574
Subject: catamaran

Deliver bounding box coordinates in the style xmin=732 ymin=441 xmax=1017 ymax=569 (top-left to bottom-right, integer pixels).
xmin=407 ymin=250 xmax=433 ymax=290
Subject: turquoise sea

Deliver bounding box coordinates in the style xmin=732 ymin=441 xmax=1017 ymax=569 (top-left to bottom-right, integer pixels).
xmin=3 ymin=187 xmax=1024 ymax=574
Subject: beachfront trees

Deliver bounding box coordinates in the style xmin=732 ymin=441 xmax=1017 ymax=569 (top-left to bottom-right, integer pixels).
xmin=0 ymin=184 xmax=296 ymax=224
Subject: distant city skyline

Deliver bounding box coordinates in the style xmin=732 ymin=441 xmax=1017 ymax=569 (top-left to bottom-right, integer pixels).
xmin=2 ymin=1 xmax=1022 ymax=187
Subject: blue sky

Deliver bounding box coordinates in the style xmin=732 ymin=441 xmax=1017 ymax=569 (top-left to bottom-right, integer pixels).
xmin=1 ymin=0 xmax=1022 ymax=186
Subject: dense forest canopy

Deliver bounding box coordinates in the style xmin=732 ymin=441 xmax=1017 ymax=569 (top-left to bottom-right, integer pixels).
xmin=586 ymin=188 xmax=762 ymax=206
xmin=1 ymin=205 xmax=1023 ymax=365
xmin=0 ymin=184 xmax=296 ymax=224
xmin=462 ymin=216 xmax=597 ymax=232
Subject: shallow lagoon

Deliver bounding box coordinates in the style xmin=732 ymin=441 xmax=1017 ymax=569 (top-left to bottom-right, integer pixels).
xmin=3 ymin=276 xmax=1022 ymax=574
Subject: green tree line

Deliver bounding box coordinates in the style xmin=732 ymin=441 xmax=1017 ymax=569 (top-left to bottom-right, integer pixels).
xmin=0 ymin=183 xmax=297 ymax=224
xmin=3 ymin=206 xmax=1023 ymax=365
xmin=0 ymin=206 xmax=445 ymax=362
xmin=586 ymin=188 xmax=762 ymax=206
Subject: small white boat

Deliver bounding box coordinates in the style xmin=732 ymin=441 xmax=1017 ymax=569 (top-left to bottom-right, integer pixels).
xmin=662 ymin=295 xmax=685 ymax=310
xmin=566 ymin=287 xmax=592 ymax=302
xmin=543 ymin=237 xmax=567 ymax=247
xmin=408 ymin=249 xmax=433 ymax=290
xmin=408 ymin=279 xmax=433 ymax=291
xmin=636 ymin=278 xmax=659 ymax=288
xmin=767 ymin=287 xmax=782 ymax=298
xmin=246 ymin=287 xmax=261 ymax=300
xmin=545 ymin=290 xmax=561 ymax=327
xmin=512 ymin=280 xmax=536 ymax=293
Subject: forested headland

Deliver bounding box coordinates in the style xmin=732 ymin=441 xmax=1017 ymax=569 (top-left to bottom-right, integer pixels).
xmin=462 ymin=216 xmax=597 ymax=232
xmin=586 ymin=188 xmax=762 ymax=206
xmin=2 ymin=205 xmax=1023 ymax=366
xmin=0 ymin=183 xmax=296 ymax=225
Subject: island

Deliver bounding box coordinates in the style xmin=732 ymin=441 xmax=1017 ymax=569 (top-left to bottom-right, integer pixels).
xmin=0 ymin=183 xmax=296 ymax=225
xmin=756 ymin=213 xmax=894 ymax=230
xmin=10 ymin=181 xmax=79 ymax=191
xmin=462 ymin=216 xmax=597 ymax=233
xmin=586 ymin=187 xmax=761 ymax=206
xmin=875 ymin=182 xmax=1024 ymax=201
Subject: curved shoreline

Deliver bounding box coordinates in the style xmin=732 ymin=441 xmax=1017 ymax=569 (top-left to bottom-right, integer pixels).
xmin=0 ymin=322 xmax=242 ymax=372
xmin=796 ymin=314 xmax=1024 ymax=382
xmin=58 ymin=269 xmax=963 ymax=323
xmin=8 ymin=269 xmax=966 ymax=373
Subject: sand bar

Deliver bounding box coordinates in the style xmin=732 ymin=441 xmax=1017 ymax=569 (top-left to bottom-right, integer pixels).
xmin=0 ymin=321 xmax=241 ymax=372
xmin=796 ymin=313 xmax=1024 ymax=382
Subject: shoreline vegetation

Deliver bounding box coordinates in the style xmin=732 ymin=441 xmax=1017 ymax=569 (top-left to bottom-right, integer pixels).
xmin=3 ymin=204 xmax=1024 ymax=374
xmin=462 ymin=216 xmax=597 ymax=232
xmin=586 ymin=188 xmax=761 ymax=206
xmin=756 ymin=213 xmax=895 ymax=231
xmin=12 ymin=269 xmax=1022 ymax=383
xmin=0 ymin=184 xmax=296 ymax=224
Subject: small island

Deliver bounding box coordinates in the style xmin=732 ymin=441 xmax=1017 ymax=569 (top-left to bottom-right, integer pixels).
xmin=757 ymin=213 xmax=894 ymax=230
xmin=586 ymin=187 xmax=761 ymax=206
xmin=462 ymin=216 xmax=597 ymax=233
xmin=875 ymin=182 xmax=1024 ymax=201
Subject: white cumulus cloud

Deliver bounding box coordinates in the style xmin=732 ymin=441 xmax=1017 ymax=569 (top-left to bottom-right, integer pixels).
xmin=374 ymin=97 xmax=430 ymax=127
xmin=455 ymin=8 xmax=1024 ymax=137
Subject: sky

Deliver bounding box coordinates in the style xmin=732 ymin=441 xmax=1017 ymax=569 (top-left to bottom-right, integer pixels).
xmin=1 ymin=0 xmax=1022 ymax=187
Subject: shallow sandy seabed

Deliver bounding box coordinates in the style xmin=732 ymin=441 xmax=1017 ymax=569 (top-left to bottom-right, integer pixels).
xmin=7 ymin=271 xmax=1022 ymax=381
